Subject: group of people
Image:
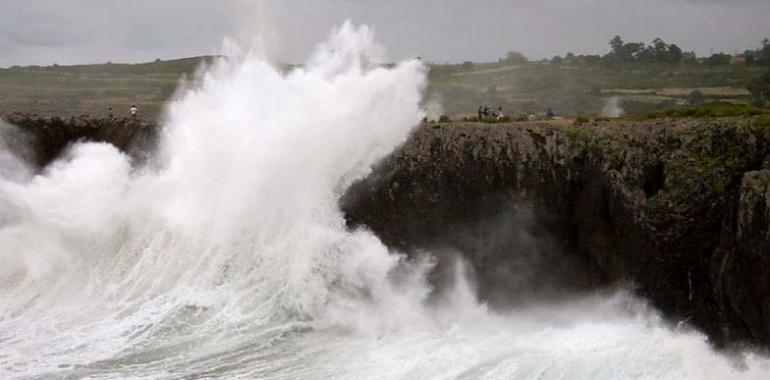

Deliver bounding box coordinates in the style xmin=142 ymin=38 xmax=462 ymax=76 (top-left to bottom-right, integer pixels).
xmin=478 ymin=105 xmax=505 ymax=120
xmin=476 ymin=105 xmax=556 ymax=121
xmin=107 ymin=105 xmax=139 ymax=118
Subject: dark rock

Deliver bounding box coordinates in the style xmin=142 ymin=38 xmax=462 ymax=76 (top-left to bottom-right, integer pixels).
xmin=6 ymin=112 xmax=770 ymax=349
xmin=2 ymin=113 xmax=159 ymax=168
xmin=342 ymin=117 xmax=770 ymax=349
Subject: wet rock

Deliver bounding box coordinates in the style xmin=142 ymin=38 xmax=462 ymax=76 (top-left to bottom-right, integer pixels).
xmin=342 ymin=117 xmax=770 ymax=348
xmin=7 ymin=112 xmax=770 ymax=348
xmin=1 ymin=113 xmax=159 ymax=168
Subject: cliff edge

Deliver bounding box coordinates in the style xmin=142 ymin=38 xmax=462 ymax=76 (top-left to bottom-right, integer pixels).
xmin=1 ymin=113 xmax=158 ymax=168
xmin=4 ymin=113 xmax=770 ymax=348
xmin=342 ymin=117 xmax=770 ymax=348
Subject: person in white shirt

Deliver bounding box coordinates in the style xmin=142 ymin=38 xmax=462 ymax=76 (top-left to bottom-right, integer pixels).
xmin=130 ymin=105 xmax=138 ymax=118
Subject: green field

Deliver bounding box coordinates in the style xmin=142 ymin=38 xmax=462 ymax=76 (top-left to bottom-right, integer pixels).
xmin=427 ymin=61 xmax=764 ymax=118
xmin=0 ymin=57 xmax=766 ymax=120
xmin=0 ymin=57 xmax=214 ymax=120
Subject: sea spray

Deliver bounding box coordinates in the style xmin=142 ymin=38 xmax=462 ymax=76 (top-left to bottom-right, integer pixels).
xmin=602 ymin=96 xmax=625 ymax=118
xmin=1 ymin=22 xmax=769 ymax=379
xmin=0 ymin=22 xmax=434 ymax=376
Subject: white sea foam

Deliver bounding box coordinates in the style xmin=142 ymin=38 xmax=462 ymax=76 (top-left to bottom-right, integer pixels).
xmin=0 ymin=22 xmax=768 ymax=379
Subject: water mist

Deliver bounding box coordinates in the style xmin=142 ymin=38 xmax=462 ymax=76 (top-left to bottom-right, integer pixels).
xmin=1 ymin=22 xmax=769 ymax=379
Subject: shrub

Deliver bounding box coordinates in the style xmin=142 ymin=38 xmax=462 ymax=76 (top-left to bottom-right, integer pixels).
xmin=748 ymin=70 xmax=770 ymax=108
xmin=574 ymin=116 xmax=590 ymax=125
xmin=438 ymin=115 xmax=451 ymax=123
xmin=646 ymin=102 xmax=765 ymax=119
xmin=503 ymin=51 xmax=529 ymax=65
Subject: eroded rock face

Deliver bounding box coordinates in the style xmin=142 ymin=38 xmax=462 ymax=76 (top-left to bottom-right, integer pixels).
xmin=5 ymin=113 xmax=770 ymax=348
xmin=728 ymin=170 xmax=770 ymax=343
xmin=1 ymin=113 xmax=158 ymax=168
xmin=342 ymin=117 xmax=770 ymax=348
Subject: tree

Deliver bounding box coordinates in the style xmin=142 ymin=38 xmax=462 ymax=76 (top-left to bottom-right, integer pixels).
xmin=747 ymin=71 xmax=770 ymax=107
xmin=620 ymin=42 xmax=645 ymax=62
xmin=603 ymin=35 xmax=695 ymax=64
xmin=461 ymin=61 xmax=474 ymax=71
xmin=758 ymin=38 xmax=770 ymax=66
xmin=652 ymin=37 xmax=668 ymax=60
xmin=745 ymin=39 xmax=770 ymax=67
xmin=682 ymin=51 xmax=698 ymax=64
xmin=705 ymin=53 xmax=732 ymax=65
xmin=610 ymin=36 xmax=624 ymax=54
xmin=582 ymin=55 xmax=602 ymax=65
xmin=503 ymin=51 xmax=528 ymax=65
xmin=667 ymin=44 xmax=683 ymax=63
xmin=635 ymin=46 xmax=656 ymax=62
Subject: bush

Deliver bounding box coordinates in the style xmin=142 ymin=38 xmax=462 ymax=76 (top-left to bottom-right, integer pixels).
xmin=705 ymin=53 xmax=732 ymax=66
xmin=646 ymin=102 xmax=765 ymax=119
xmin=574 ymin=116 xmax=590 ymax=125
xmin=623 ymin=99 xmax=678 ymax=116
xmin=438 ymin=115 xmax=451 ymax=123
xmin=503 ymin=51 xmax=529 ymax=65
xmin=748 ymin=71 xmax=770 ymax=108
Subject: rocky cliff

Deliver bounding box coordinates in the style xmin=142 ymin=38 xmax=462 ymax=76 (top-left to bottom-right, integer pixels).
xmin=4 ymin=113 xmax=770 ymax=348
xmin=1 ymin=113 xmax=158 ymax=168
xmin=342 ymin=117 xmax=770 ymax=348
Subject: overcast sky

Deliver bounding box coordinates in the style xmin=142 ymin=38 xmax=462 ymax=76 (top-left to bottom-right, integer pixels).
xmin=2 ymin=0 xmax=770 ymax=67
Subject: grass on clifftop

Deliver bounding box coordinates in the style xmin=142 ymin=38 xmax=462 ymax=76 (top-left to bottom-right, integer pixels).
xmin=2 ymin=56 xmax=764 ymax=120
xmin=644 ymin=102 xmax=768 ymax=119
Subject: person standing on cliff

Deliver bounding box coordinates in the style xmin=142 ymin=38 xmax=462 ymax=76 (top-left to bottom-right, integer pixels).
xmin=130 ymin=105 xmax=138 ymax=118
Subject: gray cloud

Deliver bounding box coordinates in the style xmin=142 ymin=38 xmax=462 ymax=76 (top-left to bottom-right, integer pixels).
xmin=0 ymin=0 xmax=245 ymax=66
xmin=1 ymin=0 xmax=769 ymax=67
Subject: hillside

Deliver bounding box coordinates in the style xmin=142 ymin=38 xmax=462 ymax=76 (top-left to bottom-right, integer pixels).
xmin=1 ymin=57 xmax=765 ymax=120
xmin=427 ymin=61 xmax=764 ymax=117
xmin=0 ymin=57 xmax=216 ymax=120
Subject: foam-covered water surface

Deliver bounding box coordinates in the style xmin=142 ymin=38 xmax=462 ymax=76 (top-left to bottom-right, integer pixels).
xmin=1 ymin=22 xmax=769 ymax=379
